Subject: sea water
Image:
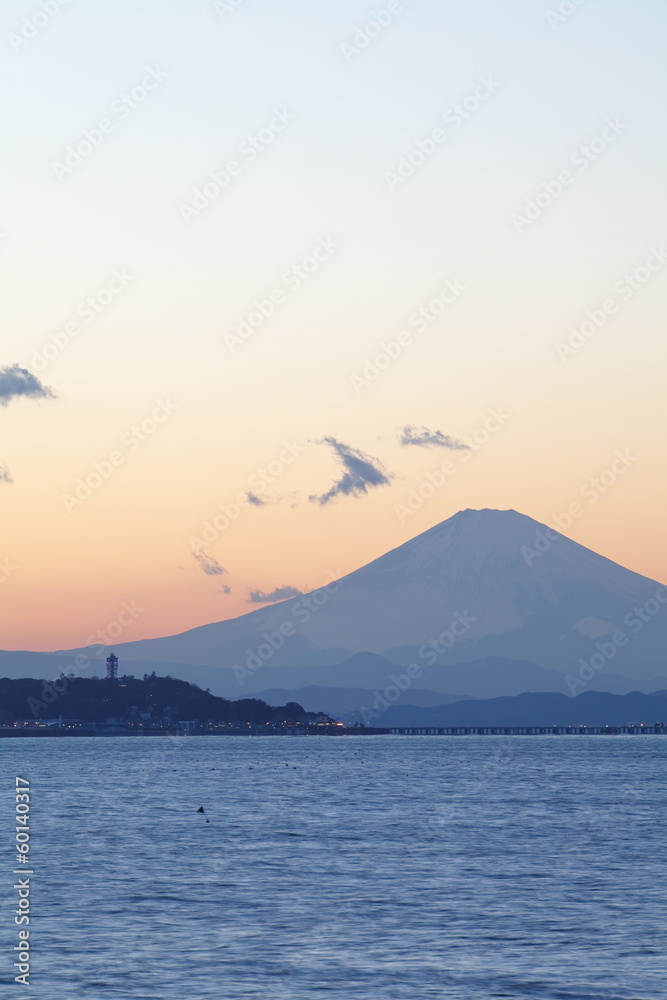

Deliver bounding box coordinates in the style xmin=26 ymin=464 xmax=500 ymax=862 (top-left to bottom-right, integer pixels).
xmin=1 ymin=735 xmax=665 ymax=999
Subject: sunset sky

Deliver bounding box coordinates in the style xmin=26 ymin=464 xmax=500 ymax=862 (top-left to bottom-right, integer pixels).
xmin=2 ymin=0 xmax=665 ymax=651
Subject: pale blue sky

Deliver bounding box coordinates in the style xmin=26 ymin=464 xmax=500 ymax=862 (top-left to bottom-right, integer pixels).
xmin=1 ymin=0 xmax=666 ymax=648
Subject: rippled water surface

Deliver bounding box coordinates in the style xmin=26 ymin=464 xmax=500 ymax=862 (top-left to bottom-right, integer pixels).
xmin=1 ymin=735 xmax=666 ymax=999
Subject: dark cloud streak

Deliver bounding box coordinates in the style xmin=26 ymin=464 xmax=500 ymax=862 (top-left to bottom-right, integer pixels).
xmin=248 ymin=585 xmax=303 ymax=604
xmin=246 ymin=492 xmax=267 ymax=507
xmin=400 ymin=425 xmax=469 ymax=450
xmin=309 ymin=437 xmax=392 ymax=506
xmin=193 ymin=552 xmax=226 ymax=577
xmin=0 ymin=365 xmax=55 ymax=407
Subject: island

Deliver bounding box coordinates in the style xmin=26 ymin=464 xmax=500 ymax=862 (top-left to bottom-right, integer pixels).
xmin=0 ymin=673 xmax=345 ymax=736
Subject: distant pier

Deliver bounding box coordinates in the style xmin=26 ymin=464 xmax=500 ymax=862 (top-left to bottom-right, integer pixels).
xmin=390 ymin=725 xmax=666 ymax=736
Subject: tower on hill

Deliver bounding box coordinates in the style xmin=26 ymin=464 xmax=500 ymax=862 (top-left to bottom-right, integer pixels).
xmin=106 ymin=653 xmax=119 ymax=680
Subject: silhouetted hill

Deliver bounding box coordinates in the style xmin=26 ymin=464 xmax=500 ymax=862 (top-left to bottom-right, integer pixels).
xmin=0 ymin=674 xmax=306 ymax=725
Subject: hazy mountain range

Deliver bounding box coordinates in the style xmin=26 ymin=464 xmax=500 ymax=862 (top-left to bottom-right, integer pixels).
xmin=3 ymin=510 xmax=666 ymax=716
xmin=365 ymin=690 xmax=667 ymax=729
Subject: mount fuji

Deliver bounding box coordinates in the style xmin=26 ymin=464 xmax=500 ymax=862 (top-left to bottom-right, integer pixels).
xmin=44 ymin=508 xmax=666 ymax=691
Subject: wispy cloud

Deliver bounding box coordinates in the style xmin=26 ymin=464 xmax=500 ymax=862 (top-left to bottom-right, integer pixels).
xmin=0 ymin=365 xmax=55 ymax=407
xmin=309 ymin=437 xmax=393 ymax=506
xmin=248 ymin=585 xmax=303 ymax=604
xmin=193 ymin=552 xmax=226 ymax=577
xmin=220 ymin=584 xmax=232 ymax=595
xmin=246 ymin=491 xmax=267 ymax=507
xmin=0 ymin=463 xmax=12 ymax=484
xmin=400 ymin=425 xmax=469 ymax=450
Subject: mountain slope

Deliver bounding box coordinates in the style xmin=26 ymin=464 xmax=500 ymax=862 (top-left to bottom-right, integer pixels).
xmin=43 ymin=508 xmax=667 ymax=683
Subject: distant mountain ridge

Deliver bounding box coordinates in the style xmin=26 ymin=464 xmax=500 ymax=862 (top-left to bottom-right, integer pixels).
xmin=252 ymin=685 xmax=474 ymax=718
xmin=1 ymin=651 xmax=664 ymax=705
xmin=366 ymin=690 xmax=667 ymax=729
